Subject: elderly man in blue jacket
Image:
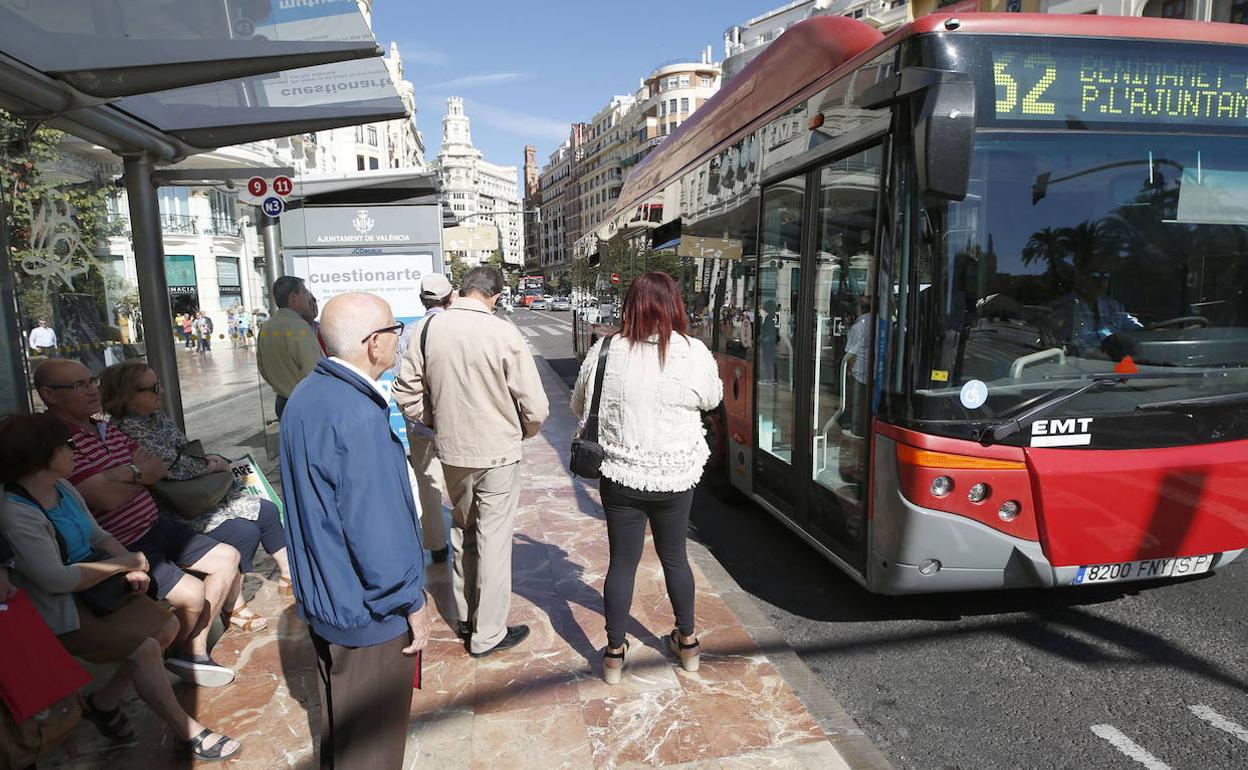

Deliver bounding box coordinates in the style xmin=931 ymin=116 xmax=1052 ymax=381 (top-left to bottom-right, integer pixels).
xmin=279 ymin=291 xmax=429 ymax=770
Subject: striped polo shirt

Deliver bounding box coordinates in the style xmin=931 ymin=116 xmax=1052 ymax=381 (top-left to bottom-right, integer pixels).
xmin=66 ymin=419 xmax=158 ymax=546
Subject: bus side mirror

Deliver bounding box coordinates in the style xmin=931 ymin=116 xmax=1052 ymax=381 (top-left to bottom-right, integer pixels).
xmin=862 ymin=68 xmax=976 ymax=202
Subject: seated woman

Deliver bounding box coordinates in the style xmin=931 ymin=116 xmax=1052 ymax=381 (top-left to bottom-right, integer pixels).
xmin=0 ymin=413 xmax=241 ymax=761
xmin=99 ymin=363 xmax=289 ymax=632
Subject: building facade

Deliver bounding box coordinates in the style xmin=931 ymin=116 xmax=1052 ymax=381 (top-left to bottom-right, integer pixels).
xmin=522 ymin=144 xmax=541 ymax=271
xmin=431 ymin=97 xmax=524 ymax=266
xmin=543 ymin=53 xmax=721 ymax=280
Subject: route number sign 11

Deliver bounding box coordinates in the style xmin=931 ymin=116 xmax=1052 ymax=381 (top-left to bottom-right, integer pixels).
xmin=240 ymin=175 xmax=295 ymax=206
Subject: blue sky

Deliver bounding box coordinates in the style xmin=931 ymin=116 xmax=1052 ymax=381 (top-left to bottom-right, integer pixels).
xmin=372 ymin=0 xmax=773 ymax=172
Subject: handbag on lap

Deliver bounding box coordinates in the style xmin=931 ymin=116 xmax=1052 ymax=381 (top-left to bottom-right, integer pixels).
xmin=148 ymin=439 xmax=232 ymax=519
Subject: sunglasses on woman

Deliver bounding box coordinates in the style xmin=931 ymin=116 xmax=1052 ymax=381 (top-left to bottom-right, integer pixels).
xmin=136 ymin=382 xmax=163 ymax=394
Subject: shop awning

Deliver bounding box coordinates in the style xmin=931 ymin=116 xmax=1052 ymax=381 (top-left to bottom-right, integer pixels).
xmin=0 ymin=0 xmax=409 ymax=161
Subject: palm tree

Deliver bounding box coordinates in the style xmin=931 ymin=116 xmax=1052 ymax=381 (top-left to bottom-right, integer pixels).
xmin=1022 ymin=226 xmax=1068 ymax=289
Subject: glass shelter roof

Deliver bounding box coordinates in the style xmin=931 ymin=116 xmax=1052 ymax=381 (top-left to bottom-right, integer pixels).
xmin=0 ymin=0 xmax=408 ymax=160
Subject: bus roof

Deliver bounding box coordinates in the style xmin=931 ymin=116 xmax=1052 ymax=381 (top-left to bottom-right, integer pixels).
xmin=613 ymin=12 xmax=1248 ymax=225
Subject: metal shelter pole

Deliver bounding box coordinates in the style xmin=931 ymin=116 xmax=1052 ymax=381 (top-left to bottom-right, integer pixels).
xmin=260 ymin=214 xmax=282 ymax=312
xmin=123 ymin=153 xmax=185 ymax=430
xmin=0 ymin=177 xmax=30 ymax=414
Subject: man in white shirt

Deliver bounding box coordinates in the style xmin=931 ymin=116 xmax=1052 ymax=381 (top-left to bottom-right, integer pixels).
xmin=28 ymin=319 xmax=57 ymax=357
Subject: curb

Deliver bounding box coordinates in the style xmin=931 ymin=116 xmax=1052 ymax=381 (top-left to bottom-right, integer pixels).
xmin=531 ymin=348 xmax=894 ymax=770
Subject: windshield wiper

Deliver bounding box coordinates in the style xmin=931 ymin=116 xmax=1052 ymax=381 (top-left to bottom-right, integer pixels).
xmin=1136 ymin=391 xmax=1248 ymax=412
xmin=979 ymin=375 xmax=1131 ymax=447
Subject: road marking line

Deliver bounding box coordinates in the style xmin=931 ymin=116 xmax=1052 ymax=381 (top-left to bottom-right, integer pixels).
xmin=1090 ymin=725 xmax=1171 ymax=770
xmin=539 ymin=325 xmax=565 ymax=336
xmin=519 ymin=326 xmax=539 ymax=338
xmin=1190 ymin=705 xmax=1248 ymax=744
xmin=532 ymin=311 xmax=573 ymax=327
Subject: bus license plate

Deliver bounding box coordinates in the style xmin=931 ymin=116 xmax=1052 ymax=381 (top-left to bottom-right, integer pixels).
xmin=1073 ymin=554 xmax=1215 ymax=585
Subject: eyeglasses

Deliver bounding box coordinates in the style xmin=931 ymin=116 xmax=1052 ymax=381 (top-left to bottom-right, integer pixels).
xmin=1087 ymin=271 xmax=1112 ymax=280
xmin=361 ymin=321 xmax=405 ymax=344
xmin=46 ymin=377 xmax=99 ymax=393
xmin=135 ymin=382 xmax=163 ymax=395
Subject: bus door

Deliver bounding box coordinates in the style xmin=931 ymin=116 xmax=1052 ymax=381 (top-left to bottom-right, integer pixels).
xmin=755 ymin=145 xmax=882 ymax=569
xmin=805 ymin=146 xmax=881 ymax=565
xmin=756 ymin=174 xmax=806 ymax=511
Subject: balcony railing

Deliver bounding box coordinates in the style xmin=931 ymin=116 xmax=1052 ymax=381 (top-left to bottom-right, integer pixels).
xmin=160 ymin=213 xmax=199 ymax=235
xmin=204 ymin=217 xmax=244 ymax=237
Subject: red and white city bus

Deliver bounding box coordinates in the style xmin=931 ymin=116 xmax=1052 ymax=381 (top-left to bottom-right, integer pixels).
xmin=573 ymin=13 xmax=1248 ymax=593
xmin=520 ymin=274 xmax=545 ymax=307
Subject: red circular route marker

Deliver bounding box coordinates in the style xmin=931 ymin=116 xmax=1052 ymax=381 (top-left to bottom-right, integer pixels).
xmin=272 ymin=176 xmax=294 ymax=197
xmin=247 ymin=177 xmax=268 ymax=198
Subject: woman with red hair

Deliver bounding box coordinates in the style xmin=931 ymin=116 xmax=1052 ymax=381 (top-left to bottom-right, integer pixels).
xmin=571 ymin=271 xmax=723 ymax=684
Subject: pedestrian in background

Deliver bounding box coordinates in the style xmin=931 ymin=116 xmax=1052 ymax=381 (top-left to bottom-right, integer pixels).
xmin=236 ymin=307 xmax=252 ymax=349
xmin=280 ymin=292 xmax=429 ymax=770
xmin=179 ymin=313 xmax=194 ymax=349
xmin=256 ymin=277 xmax=322 ymax=419
xmin=193 ymin=312 xmax=213 ymax=355
xmin=571 ymin=271 xmax=722 ymax=684
xmin=393 ymin=273 xmax=455 ymax=565
xmin=28 ymin=318 xmax=57 ymax=357
xmin=227 ymin=305 xmax=240 ymax=348
xmin=394 ymin=266 xmax=548 ymax=658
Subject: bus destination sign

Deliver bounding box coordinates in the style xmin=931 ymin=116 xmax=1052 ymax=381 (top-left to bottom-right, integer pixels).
xmin=991 ymin=46 xmax=1248 ymax=127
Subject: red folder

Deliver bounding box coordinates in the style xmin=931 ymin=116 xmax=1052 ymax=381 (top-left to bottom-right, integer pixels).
xmin=0 ymin=591 xmax=91 ymax=723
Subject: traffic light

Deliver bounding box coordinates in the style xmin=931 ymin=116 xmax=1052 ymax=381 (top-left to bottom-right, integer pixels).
xmin=1032 ymin=172 xmax=1050 ymax=205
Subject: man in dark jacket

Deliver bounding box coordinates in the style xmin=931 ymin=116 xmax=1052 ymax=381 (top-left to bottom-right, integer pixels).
xmin=279 ymin=292 xmax=429 ymax=770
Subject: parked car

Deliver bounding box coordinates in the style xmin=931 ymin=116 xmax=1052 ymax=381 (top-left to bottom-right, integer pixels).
xmin=530 ymin=298 xmax=548 ymax=310
xmin=550 ymin=297 xmax=572 ymax=311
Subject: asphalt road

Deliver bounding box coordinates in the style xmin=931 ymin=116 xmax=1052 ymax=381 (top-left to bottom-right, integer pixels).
xmin=511 ymin=307 xmax=1248 ymax=770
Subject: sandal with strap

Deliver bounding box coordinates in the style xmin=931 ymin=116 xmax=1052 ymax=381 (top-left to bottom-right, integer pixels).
xmin=222 ymin=603 xmax=268 ymax=633
xmin=178 ymin=727 xmax=242 ymax=762
xmin=277 ymin=576 xmax=293 ymax=598
xmin=602 ymin=640 xmax=629 ymax=685
xmin=82 ymin=694 xmax=135 ymax=741
xmin=667 ymin=630 xmax=700 ymax=672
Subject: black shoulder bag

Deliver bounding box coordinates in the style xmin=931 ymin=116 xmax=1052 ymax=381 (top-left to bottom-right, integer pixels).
xmin=570 ymin=335 xmax=614 ymax=479
xmin=5 ymin=483 xmax=133 ymax=616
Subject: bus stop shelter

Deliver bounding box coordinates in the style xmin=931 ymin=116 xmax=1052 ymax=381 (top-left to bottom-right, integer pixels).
xmin=0 ymin=0 xmax=410 ymax=425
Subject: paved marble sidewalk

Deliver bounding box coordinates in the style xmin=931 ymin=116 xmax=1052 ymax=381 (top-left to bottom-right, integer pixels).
xmin=45 ymin=354 xmax=860 ymax=770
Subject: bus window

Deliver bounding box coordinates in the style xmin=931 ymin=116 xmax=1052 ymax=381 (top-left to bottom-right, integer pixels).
xmin=906 ymin=132 xmax=1248 ymax=446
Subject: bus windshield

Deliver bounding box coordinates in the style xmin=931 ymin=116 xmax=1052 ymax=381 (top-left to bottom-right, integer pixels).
xmin=907 ymin=130 xmax=1248 ymax=445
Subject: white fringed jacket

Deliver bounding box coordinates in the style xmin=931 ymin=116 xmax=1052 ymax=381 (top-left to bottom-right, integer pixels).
xmin=571 ymin=332 xmax=723 ymax=493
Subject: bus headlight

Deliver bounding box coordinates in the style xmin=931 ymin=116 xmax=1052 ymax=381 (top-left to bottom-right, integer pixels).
xmin=931 ymin=476 xmax=953 ymax=497
xmin=998 ymin=500 xmax=1021 ymax=521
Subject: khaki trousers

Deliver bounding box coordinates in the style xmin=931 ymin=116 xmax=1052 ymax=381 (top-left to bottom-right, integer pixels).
xmin=441 ymin=461 xmax=522 ymax=653
xmin=312 ymin=630 xmax=416 ymax=770
xmin=406 ymin=432 xmax=449 ymax=551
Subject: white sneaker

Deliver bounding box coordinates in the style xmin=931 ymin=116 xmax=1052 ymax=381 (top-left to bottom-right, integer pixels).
xmin=165 ymin=655 xmax=236 ymax=688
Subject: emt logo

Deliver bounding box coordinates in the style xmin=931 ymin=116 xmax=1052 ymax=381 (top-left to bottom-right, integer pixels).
xmin=1030 ymin=418 xmax=1093 ymax=447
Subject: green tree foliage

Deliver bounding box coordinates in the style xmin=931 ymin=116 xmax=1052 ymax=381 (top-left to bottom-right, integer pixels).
xmin=448 ymin=253 xmax=469 ymax=287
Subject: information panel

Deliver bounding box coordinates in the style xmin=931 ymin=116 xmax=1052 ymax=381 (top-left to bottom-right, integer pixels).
xmin=991 ymin=43 xmax=1248 ymax=128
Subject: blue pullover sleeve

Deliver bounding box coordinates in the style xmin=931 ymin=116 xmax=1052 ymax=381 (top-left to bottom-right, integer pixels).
xmin=334 ymin=423 xmax=426 ymax=619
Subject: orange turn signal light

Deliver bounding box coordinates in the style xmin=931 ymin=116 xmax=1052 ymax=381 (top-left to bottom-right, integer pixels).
xmin=896 ymin=443 xmax=1026 ymax=471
